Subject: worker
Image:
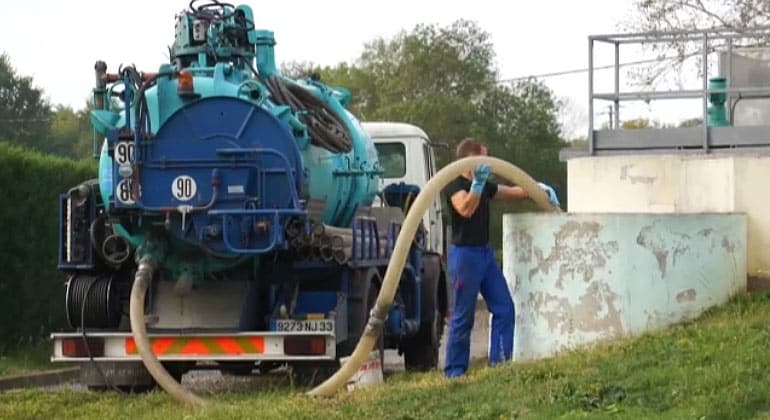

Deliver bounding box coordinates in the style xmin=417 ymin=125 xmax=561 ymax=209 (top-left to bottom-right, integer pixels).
xmin=442 ymin=137 xmax=559 ymax=378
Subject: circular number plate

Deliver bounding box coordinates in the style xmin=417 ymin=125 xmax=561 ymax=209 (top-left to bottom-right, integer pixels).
xmin=114 ymin=142 xmax=135 ymax=165
xmin=116 ymin=179 xmax=136 ymax=205
xmin=172 ymin=175 xmax=197 ymax=201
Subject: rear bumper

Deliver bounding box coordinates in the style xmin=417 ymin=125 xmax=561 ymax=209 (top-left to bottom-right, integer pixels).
xmin=51 ymin=331 xmax=336 ymax=362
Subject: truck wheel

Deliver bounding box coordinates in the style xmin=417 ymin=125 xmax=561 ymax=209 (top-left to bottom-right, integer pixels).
xmin=339 ymin=267 xmax=384 ymax=360
xmin=292 ymin=268 xmax=384 ymax=386
xmin=403 ymin=254 xmax=446 ymax=371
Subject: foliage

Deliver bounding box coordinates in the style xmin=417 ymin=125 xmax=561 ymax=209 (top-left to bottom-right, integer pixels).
xmin=47 ymin=104 xmax=94 ymax=159
xmin=0 ymin=142 xmax=96 ymax=350
xmin=629 ymin=0 xmax=770 ymax=33
xmin=0 ymin=53 xmax=51 ymax=151
xmin=4 ymin=292 xmax=770 ymax=418
xmin=291 ymin=20 xmax=569 ymax=249
xmin=622 ymin=0 xmax=770 ymax=87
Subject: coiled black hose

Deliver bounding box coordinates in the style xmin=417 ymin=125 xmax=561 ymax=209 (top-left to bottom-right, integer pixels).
xmin=263 ymin=76 xmax=353 ymax=153
xmin=66 ymin=275 xmax=121 ymax=329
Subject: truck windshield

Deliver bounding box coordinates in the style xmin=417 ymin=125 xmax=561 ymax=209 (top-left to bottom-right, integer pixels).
xmin=374 ymin=142 xmax=406 ymax=178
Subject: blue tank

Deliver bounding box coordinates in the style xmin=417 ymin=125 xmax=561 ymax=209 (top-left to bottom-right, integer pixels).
xmin=90 ymin=3 xmax=382 ymax=269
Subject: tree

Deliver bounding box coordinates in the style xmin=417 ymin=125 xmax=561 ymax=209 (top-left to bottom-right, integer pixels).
xmin=325 ymin=21 xmax=566 ymax=253
xmin=47 ymin=105 xmax=93 ymax=159
xmin=622 ymin=1 xmax=770 ymax=87
xmin=628 ymin=0 xmax=770 ymax=33
xmin=283 ymin=21 xmax=568 ymax=254
xmin=0 ymin=53 xmax=51 ymax=150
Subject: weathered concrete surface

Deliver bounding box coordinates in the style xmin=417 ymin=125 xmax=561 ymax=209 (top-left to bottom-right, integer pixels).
xmin=503 ymin=213 xmax=746 ymax=361
xmin=567 ymin=154 xmax=770 ymax=279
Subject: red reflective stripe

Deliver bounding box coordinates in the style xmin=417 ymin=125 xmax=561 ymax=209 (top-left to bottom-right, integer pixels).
xmin=152 ymin=338 xmax=175 ymax=355
xmin=216 ymin=337 xmax=244 ymax=354
xmin=125 ymin=337 xmax=175 ymax=355
xmin=125 ymin=338 xmax=136 ymax=354
xmin=179 ymin=339 xmax=210 ymax=355
xmin=249 ymin=337 xmax=265 ymax=353
xmin=125 ymin=336 xmax=265 ymax=355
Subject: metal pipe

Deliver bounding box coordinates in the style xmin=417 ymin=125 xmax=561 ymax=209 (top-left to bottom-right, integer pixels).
xmin=588 ymin=37 xmax=595 ymax=155
xmin=593 ymin=86 xmax=770 ymax=102
xmin=590 ymin=26 xmax=770 ymax=43
xmin=332 ymin=249 xmax=348 ymax=265
xmin=727 ymin=38 xmax=734 ymax=125
xmin=313 ymin=224 xmax=354 ymax=237
xmin=320 ymin=245 xmax=334 ymax=262
xmin=702 ymin=35 xmax=710 ymax=153
xmin=614 ymin=42 xmax=620 ymax=129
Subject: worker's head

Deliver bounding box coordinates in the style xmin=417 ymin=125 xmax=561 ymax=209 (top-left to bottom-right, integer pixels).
xmin=455 ymin=137 xmax=488 ymax=159
xmin=455 ymin=137 xmax=489 ymax=179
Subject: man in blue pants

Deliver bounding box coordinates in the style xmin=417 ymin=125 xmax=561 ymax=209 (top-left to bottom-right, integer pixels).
xmin=442 ymin=138 xmax=559 ymax=378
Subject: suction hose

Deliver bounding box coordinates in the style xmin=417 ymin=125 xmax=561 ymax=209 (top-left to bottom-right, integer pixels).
xmin=129 ymin=256 xmax=207 ymax=407
xmin=307 ymin=155 xmax=562 ymax=396
xmin=128 ymin=155 xmax=560 ymax=405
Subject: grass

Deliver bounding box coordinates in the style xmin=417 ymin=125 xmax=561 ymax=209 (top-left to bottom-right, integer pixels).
xmin=3 ymin=292 xmax=770 ymax=419
xmin=0 ymin=342 xmax=57 ymax=377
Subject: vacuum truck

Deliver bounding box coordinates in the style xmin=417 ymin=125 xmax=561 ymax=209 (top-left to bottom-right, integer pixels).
xmin=51 ymin=0 xmax=448 ymax=390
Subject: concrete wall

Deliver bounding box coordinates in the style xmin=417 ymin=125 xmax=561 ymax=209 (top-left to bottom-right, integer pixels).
xmin=567 ymin=154 xmax=770 ymax=276
xmin=502 ymin=213 xmax=746 ymax=361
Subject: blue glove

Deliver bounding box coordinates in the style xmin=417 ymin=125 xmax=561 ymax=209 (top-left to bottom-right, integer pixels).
xmin=470 ymin=164 xmax=491 ymax=195
xmin=537 ymin=182 xmax=560 ymax=207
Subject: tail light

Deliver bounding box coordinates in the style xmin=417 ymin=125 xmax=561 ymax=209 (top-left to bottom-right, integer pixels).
xmin=284 ymin=336 xmax=326 ymax=355
xmin=62 ymin=337 xmax=104 ymax=357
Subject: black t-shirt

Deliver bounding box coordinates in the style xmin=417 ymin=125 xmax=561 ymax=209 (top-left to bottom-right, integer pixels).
xmin=442 ymin=176 xmax=498 ymax=246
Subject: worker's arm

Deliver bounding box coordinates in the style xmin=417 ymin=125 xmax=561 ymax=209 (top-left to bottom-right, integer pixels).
xmin=449 ymin=189 xmax=482 ymax=218
xmin=446 ymin=164 xmax=492 ymax=218
xmin=494 ymin=181 xmax=561 ymax=207
xmin=494 ymin=185 xmax=529 ymax=201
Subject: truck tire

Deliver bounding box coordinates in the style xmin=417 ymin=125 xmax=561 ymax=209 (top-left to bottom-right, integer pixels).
xmin=339 ymin=267 xmax=384 ymax=362
xmin=403 ymin=253 xmax=446 ymax=371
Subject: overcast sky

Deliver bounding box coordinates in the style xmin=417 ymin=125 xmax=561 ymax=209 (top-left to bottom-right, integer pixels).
xmin=1 ymin=0 xmax=706 ymax=138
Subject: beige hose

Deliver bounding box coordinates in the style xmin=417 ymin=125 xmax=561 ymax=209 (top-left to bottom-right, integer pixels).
xmin=129 ymin=256 xmax=208 ymax=407
xmin=128 ymin=155 xmax=559 ymax=405
xmin=307 ymin=155 xmax=561 ymax=397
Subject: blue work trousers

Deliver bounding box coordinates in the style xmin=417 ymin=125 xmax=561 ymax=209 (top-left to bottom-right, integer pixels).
xmin=444 ymin=244 xmax=515 ymax=378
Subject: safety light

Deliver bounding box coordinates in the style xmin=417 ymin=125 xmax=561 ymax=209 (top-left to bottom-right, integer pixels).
xmin=284 ymin=336 xmax=326 ymax=355
xmin=62 ymin=337 xmax=104 ymax=357
xmin=177 ymin=71 xmax=195 ymax=96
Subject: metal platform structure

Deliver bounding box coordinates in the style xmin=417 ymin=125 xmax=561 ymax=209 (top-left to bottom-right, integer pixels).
xmin=561 ymin=26 xmax=770 ymax=160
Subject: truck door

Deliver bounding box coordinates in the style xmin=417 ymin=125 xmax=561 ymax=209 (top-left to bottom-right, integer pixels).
xmin=423 ymin=142 xmax=443 ymax=254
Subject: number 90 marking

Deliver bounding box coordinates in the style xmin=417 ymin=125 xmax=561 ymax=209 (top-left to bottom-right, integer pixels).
xmin=172 ymin=175 xmax=197 ymax=201
xmin=114 ymin=142 xmax=135 ymax=165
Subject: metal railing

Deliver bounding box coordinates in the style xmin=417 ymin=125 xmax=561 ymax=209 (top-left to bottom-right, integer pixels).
xmin=585 ymin=26 xmax=770 ymax=156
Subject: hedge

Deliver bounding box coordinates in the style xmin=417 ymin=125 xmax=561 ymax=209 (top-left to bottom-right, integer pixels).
xmin=0 ymin=141 xmax=97 ymax=350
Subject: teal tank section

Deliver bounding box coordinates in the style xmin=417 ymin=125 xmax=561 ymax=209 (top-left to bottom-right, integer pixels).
xmin=91 ymin=4 xmax=381 ymax=235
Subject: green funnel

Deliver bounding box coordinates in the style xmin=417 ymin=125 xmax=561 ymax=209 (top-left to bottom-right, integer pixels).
xmin=708 ymin=77 xmax=729 ymax=127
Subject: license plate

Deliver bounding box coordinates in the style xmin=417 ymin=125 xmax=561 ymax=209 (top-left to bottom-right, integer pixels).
xmin=275 ymin=319 xmax=334 ymax=333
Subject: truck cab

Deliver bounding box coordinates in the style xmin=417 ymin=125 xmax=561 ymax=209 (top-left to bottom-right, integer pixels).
xmin=362 ymin=122 xmax=445 ymax=256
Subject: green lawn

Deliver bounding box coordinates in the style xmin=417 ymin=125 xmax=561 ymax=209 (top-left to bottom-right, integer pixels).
xmin=3 ymin=292 xmax=770 ymax=419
